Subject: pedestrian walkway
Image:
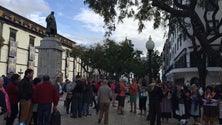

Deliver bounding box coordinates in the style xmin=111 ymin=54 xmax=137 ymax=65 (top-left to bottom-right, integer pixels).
xmin=58 ymin=99 xmax=179 ymax=125
xmin=1 ymin=99 xmax=212 ymax=125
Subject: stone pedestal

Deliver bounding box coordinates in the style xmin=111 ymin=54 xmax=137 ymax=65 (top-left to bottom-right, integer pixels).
xmin=37 ymin=37 xmax=63 ymax=83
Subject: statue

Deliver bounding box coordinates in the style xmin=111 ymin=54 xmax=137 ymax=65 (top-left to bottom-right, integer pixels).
xmin=46 ymin=11 xmax=57 ymax=36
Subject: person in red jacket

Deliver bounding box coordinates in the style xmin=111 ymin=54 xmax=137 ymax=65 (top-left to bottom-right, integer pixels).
xmin=6 ymin=73 xmax=20 ymax=125
xmin=34 ymin=75 xmax=59 ymax=125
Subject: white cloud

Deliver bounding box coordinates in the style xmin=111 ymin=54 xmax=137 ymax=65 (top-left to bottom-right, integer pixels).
xmin=58 ymin=12 xmax=64 ymax=16
xmin=73 ymin=9 xmax=105 ymax=33
xmin=0 ymin=0 xmax=50 ymax=26
xmin=27 ymin=14 xmax=46 ymax=26
xmin=112 ymin=18 xmax=167 ymax=54
xmin=62 ymin=31 xmax=103 ymax=46
xmin=74 ymin=8 xmax=167 ymax=54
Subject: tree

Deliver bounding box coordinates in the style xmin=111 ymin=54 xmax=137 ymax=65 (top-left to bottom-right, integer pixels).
xmin=84 ymin=0 xmax=222 ymax=88
xmin=70 ymin=45 xmax=95 ymax=77
xmin=70 ymin=38 xmax=163 ymax=82
xmin=149 ymin=50 xmax=163 ymax=80
xmin=71 ymin=38 xmax=145 ymax=79
xmin=133 ymin=50 xmax=163 ymax=81
xmin=98 ymin=38 xmax=143 ymax=79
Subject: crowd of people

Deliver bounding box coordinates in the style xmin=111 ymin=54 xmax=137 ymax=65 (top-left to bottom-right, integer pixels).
xmin=147 ymin=82 xmax=222 ymax=125
xmin=0 ymin=69 xmax=59 ymax=125
xmin=1 ymin=69 xmax=222 ymax=125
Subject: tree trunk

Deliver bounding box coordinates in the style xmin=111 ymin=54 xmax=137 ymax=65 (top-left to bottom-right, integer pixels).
xmin=196 ymin=52 xmax=207 ymax=89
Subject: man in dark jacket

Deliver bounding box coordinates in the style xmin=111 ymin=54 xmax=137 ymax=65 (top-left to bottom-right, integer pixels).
xmin=71 ymin=75 xmax=85 ymax=118
xmin=18 ymin=69 xmax=34 ymax=125
xmin=148 ymin=83 xmax=163 ymax=125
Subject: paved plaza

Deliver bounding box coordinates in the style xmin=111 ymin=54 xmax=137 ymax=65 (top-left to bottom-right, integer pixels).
xmin=2 ymin=97 xmax=219 ymax=125
xmin=58 ymin=99 xmax=179 ymax=125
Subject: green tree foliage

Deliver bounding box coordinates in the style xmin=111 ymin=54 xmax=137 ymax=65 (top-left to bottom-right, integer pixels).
xmin=133 ymin=50 xmax=162 ymax=80
xmin=149 ymin=50 xmax=162 ymax=80
xmin=71 ymin=38 xmax=162 ymax=80
xmin=70 ymin=45 xmax=95 ymax=75
xmin=84 ymin=0 xmax=222 ymax=87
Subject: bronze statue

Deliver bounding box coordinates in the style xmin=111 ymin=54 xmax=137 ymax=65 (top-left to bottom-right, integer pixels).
xmin=46 ymin=11 xmax=57 ymax=36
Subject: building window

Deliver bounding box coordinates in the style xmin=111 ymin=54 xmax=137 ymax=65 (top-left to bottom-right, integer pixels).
xmin=29 ymin=36 xmax=35 ymax=62
xmin=174 ymin=44 xmax=176 ymax=54
xmin=175 ymin=54 xmax=186 ymax=68
xmin=206 ymin=0 xmax=218 ymax=11
xmin=9 ymin=28 xmax=17 ymax=41
xmin=208 ymin=54 xmax=217 ymax=67
xmin=190 ymin=52 xmax=197 ymax=67
xmin=29 ymin=35 xmax=35 ymax=46
xmin=208 ymin=20 xmax=219 ymax=35
xmin=177 ymin=41 xmax=179 ymax=50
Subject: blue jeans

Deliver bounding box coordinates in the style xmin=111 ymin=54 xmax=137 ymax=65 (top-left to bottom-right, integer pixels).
xmin=82 ymin=103 xmax=89 ymax=114
xmin=37 ymin=104 xmax=52 ymax=125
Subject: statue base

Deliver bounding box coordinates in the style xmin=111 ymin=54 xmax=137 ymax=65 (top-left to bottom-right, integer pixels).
xmin=36 ymin=37 xmax=63 ymax=83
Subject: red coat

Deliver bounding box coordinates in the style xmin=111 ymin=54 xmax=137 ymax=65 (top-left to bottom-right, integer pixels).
xmin=34 ymin=81 xmax=59 ymax=106
xmin=6 ymin=82 xmax=19 ymax=105
xmin=95 ymin=82 xmax=101 ymax=96
xmin=32 ymin=84 xmax=38 ymax=103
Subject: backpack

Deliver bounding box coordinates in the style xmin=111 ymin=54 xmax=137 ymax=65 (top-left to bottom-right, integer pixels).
xmin=115 ymin=83 xmax=121 ymax=94
xmin=129 ymin=84 xmax=138 ymax=95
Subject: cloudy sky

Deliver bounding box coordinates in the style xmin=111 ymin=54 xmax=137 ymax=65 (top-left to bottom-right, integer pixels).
xmin=0 ymin=0 xmax=167 ymax=54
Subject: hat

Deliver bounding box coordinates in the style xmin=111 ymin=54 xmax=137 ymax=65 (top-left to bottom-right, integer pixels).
xmin=119 ymin=76 xmax=128 ymax=83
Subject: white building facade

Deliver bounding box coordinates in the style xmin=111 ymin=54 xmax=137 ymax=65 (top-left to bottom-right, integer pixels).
xmin=162 ymin=1 xmax=222 ymax=86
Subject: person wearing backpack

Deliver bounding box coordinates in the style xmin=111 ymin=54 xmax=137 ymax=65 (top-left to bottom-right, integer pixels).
xmin=129 ymin=79 xmax=139 ymax=113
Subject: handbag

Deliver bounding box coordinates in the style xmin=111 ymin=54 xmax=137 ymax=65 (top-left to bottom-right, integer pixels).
xmin=51 ymin=110 xmax=61 ymax=125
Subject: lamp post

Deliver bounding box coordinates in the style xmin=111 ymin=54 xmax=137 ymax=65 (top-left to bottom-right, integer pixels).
xmin=146 ymin=35 xmax=155 ymax=84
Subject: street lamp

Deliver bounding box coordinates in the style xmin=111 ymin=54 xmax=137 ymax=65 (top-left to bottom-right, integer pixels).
xmin=146 ymin=35 xmax=155 ymax=84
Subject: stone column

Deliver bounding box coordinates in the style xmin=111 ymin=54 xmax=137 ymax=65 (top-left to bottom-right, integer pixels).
xmin=37 ymin=37 xmax=63 ymax=83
